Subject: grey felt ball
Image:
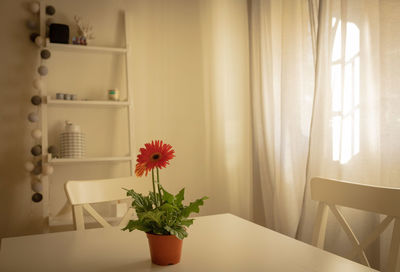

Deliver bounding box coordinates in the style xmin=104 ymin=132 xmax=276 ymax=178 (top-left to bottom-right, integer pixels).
xmin=40 ymin=49 xmax=51 ymax=59
xmin=31 ymin=145 xmax=42 ymax=156
xmin=30 ymin=32 xmax=39 ymax=42
xmin=31 ymin=95 xmax=42 ymax=105
xmin=32 ymin=193 xmax=43 ymax=202
xmin=31 ymin=179 xmax=43 ymax=193
xmin=48 ymin=145 xmax=58 ymax=156
xmin=26 ymin=19 xmax=38 ymax=30
xmin=38 ymin=65 xmax=48 ymax=76
xmin=31 ymin=165 xmax=42 ymax=175
xmin=45 ymin=5 xmax=56 ymax=15
xmin=28 ymin=112 xmax=39 ymax=122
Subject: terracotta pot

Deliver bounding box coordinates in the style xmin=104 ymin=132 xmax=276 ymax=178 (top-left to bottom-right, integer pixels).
xmin=146 ymin=233 xmax=183 ymax=265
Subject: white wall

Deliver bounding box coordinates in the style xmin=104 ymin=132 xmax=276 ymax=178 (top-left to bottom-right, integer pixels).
xmin=0 ymin=0 xmax=254 ymax=238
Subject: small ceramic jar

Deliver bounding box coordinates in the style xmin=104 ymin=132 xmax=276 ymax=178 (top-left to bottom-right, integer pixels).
xmin=108 ymin=89 xmax=120 ymax=101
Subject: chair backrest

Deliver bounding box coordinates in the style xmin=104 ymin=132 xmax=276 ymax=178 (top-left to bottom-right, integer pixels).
xmin=65 ymin=176 xmax=136 ymax=231
xmin=310 ymin=177 xmax=400 ymax=272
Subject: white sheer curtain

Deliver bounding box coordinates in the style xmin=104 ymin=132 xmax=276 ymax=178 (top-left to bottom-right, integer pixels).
xmin=249 ymin=0 xmax=400 ymax=269
xmin=296 ymin=0 xmax=400 ymax=270
xmin=248 ymin=0 xmax=314 ymax=236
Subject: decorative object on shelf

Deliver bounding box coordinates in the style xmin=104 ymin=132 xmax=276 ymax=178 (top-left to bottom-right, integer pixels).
xmin=24 ymin=161 xmax=35 ymax=172
xmin=32 ymin=192 xmax=43 ymax=203
xmin=31 ymin=145 xmax=42 ymax=156
xmin=42 ymin=164 xmax=54 ymax=176
xmin=55 ymin=93 xmax=64 ymax=100
xmin=34 ymin=35 xmax=44 ymax=47
xmin=71 ymin=94 xmax=77 ymax=100
xmin=59 ymin=121 xmax=85 ymax=158
xmin=108 ymin=89 xmax=120 ymax=101
xmin=28 ymin=112 xmax=39 ymax=122
xmin=32 ymin=78 xmax=44 ymax=91
xmin=45 ymin=5 xmax=56 ymax=16
xmin=26 ymin=19 xmax=38 ymax=30
xmin=29 ymin=1 xmax=40 ymax=14
xmin=31 ymin=178 xmax=43 ymax=193
xmin=30 ymin=32 xmax=39 ymax=43
xmin=49 ymin=24 xmax=69 ymax=44
xmin=31 ymin=129 xmax=42 ymax=139
xmin=64 ymin=94 xmax=72 ymax=100
xmin=37 ymin=65 xmax=48 ymax=76
xmin=48 ymin=145 xmax=58 ymax=156
xmin=123 ymin=140 xmax=208 ymax=266
xmin=73 ymin=15 xmax=94 ymax=45
xmin=40 ymin=49 xmax=51 ymax=59
xmin=31 ymin=95 xmax=42 ymax=105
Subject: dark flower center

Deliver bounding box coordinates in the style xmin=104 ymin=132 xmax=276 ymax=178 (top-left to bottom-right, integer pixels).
xmin=152 ymin=153 xmax=160 ymax=160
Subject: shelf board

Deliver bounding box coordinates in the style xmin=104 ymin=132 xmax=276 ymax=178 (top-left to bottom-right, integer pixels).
xmin=46 ymin=42 xmax=127 ymax=54
xmin=47 ymin=97 xmax=130 ymax=107
xmin=49 ymin=156 xmax=133 ymax=165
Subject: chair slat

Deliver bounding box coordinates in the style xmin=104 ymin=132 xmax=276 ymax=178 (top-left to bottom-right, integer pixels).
xmin=328 ymin=204 xmax=370 ymax=267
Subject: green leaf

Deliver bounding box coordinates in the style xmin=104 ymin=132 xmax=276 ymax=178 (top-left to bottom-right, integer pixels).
xmin=164 ymin=225 xmax=188 ymax=240
xmin=161 ymin=187 xmax=174 ymax=204
xmin=140 ymin=210 xmax=164 ymax=227
xmin=181 ymin=219 xmax=194 ymax=227
xmin=126 ymin=190 xmax=153 ymax=213
xmin=159 ymin=203 xmax=179 ymax=213
xmin=122 ymin=219 xmax=151 ymax=233
xmin=181 ymin=196 xmax=209 ymax=217
xmin=175 ymin=188 xmax=185 ymax=206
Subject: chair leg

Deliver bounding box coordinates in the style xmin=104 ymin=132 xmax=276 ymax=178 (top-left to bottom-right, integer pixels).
xmin=386 ymin=219 xmax=400 ymax=272
xmin=312 ymin=202 xmax=329 ymax=248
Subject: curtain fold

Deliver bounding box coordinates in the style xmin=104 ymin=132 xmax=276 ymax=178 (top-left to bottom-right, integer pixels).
xmin=249 ymin=0 xmax=314 ymax=236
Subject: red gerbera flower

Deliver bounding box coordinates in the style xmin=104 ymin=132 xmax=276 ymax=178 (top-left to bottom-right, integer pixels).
xmin=135 ymin=140 xmax=175 ymax=177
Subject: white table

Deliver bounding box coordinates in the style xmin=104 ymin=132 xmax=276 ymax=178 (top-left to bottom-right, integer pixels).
xmin=0 ymin=214 xmax=376 ymax=272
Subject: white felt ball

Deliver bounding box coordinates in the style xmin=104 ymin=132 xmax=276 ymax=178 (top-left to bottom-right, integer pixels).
xmin=29 ymin=2 xmax=40 ymax=13
xmin=24 ymin=161 xmax=35 ymax=172
xmin=42 ymin=164 xmax=54 ymax=175
xmin=31 ymin=129 xmax=42 ymax=139
xmin=33 ymin=78 xmax=44 ymax=90
xmin=35 ymin=35 xmax=43 ymax=47
xmin=31 ymin=179 xmax=43 ymax=193
xmin=28 ymin=112 xmax=39 ymax=122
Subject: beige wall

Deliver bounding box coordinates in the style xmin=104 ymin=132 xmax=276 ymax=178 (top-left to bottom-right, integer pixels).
xmin=0 ymin=0 xmax=254 ymax=238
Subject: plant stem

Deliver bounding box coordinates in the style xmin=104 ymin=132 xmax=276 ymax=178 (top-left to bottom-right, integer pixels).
xmin=156 ymin=167 xmax=162 ymax=206
xmin=151 ymin=168 xmax=157 ymax=207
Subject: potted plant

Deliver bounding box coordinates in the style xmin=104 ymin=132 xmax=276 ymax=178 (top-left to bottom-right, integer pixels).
xmin=122 ymin=140 xmax=208 ymax=265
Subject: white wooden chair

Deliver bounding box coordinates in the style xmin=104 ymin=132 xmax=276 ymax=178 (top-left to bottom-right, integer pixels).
xmin=311 ymin=177 xmax=400 ymax=272
xmin=65 ymin=177 xmax=136 ymax=231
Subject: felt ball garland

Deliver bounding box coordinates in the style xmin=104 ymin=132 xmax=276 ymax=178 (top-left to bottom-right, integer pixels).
xmin=31 ymin=179 xmax=43 ymax=193
xmin=31 ymin=145 xmax=42 ymax=156
xmin=29 ymin=2 xmax=40 ymax=14
xmin=24 ymin=161 xmax=35 ymax=172
xmin=32 ymin=193 xmax=43 ymax=203
xmin=40 ymin=49 xmax=51 ymax=59
xmin=31 ymin=129 xmax=42 ymax=139
xmin=31 ymin=95 xmax=42 ymax=105
xmin=28 ymin=112 xmax=39 ymax=122
xmin=27 ymin=2 xmax=57 ymax=203
xmin=45 ymin=5 xmax=56 ymax=16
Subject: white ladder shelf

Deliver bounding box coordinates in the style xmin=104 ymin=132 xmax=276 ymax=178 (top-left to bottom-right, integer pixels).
xmin=38 ymin=1 xmax=134 ymax=230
